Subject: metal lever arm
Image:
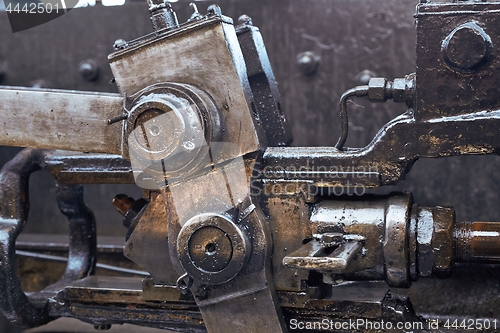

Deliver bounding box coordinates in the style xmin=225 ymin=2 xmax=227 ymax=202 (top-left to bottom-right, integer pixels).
xmin=0 ymin=87 xmax=123 ymax=155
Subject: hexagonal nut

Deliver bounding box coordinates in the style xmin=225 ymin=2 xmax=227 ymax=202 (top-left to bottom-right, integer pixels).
xmin=417 ymin=207 xmax=434 ymax=277
xmin=320 ymin=232 xmax=343 ymax=246
xmin=368 ymin=77 xmax=387 ymax=102
xmin=431 ymin=206 xmax=455 ymax=278
xmin=392 ymin=78 xmax=406 ymax=104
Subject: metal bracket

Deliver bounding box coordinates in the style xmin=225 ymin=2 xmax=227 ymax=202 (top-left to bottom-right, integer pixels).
xmin=283 ymin=234 xmax=363 ymax=273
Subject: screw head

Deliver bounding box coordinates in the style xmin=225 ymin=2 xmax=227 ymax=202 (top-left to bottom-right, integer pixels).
xmin=113 ymin=39 xmax=128 ymax=50
xmin=296 ymin=51 xmax=320 ymax=75
xmin=79 ymin=59 xmax=99 ymax=81
xmin=237 ymin=14 xmax=253 ymax=26
xmin=354 ymin=69 xmax=377 ymax=85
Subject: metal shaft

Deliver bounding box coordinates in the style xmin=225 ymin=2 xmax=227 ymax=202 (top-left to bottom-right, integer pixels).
xmin=454 ymin=221 xmax=500 ymax=263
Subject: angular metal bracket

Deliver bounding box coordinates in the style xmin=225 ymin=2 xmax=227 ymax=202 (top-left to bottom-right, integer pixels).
xmin=283 ymin=235 xmax=363 ymax=273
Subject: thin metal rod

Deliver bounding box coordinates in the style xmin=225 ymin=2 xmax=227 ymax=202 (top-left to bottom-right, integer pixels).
xmin=16 ymin=250 xmax=149 ymax=276
xmin=334 ymin=86 xmax=369 ymax=151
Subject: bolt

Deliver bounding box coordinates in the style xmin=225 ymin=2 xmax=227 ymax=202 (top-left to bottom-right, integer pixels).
xmin=321 ymin=232 xmax=343 ymax=246
xmin=207 ymin=4 xmax=222 ymax=16
xmin=442 ymin=22 xmax=492 ymax=73
xmin=113 ymin=39 xmax=128 ymax=51
xmin=112 ymin=194 xmax=136 ymax=216
xmin=78 ymin=59 xmax=99 ymax=81
xmin=237 ymin=14 xmax=253 ymax=26
xmin=354 ymin=69 xmax=377 ymax=85
xmin=296 ymin=51 xmax=320 ymax=75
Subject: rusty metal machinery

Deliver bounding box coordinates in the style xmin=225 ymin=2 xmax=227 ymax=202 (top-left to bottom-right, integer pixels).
xmin=1 ymin=0 xmax=500 ymax=332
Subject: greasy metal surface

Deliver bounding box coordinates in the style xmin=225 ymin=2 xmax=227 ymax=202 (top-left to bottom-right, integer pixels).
xmin=0 ymin=150 xmax=53 ymax=328
xmin=281 ymin=282 xmax=428 ymax=333
xmin=0 ymin=149 xmax=96 ymax=328
xmin=108 ymin=12 xmax=264 ymax=160
xmin=429 ymin=206 xmax=454 ymax=278
xmin=0 ymin=87 xmax=123 ymax=154
xmin=55 ymin=183 xmax=97 ymax=280
xmin=309 ymin=195 xmax=391 ymax=281
xmin=383 ymin=194 xmax=411 ymax=287
xmin=235 ymin=21 xmax=293 ymax=147
xmin=0 ymin=1 xmax=500 ymax=332
xmin=263 ymin=195 xmax=311 ymax=292
xmin=283 ymin=239 xmax=363 ymax=272
xmin=43 ymin=150 xmax=133 ymax=184
xmin=176 ymin=213 xmax=249 ymax=285
xmin=415 ymin=2 xmax=500 ymax=120
xmin=335 ymin=74 xmax=415 ymax=150
xmin=262 ymin=104 xmax=500 ymax=187
xmin=1 ymin=0 xmax=497 ymax=222
xmin=53 ymin=275 xmax=205 ymax=333
xmin=163 ymin=156 xmax=288 ymax=332
xmin=123 ymin=191 xmax=179 ymax=285
xmin=125 ymin=83 xmax=220 ymax=181
xmin=13 ymin=239 xmax=500 ymax=333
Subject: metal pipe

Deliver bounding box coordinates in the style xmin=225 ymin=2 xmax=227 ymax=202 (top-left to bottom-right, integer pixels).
xmin=334 ymin=86 xmax=368 ymax=150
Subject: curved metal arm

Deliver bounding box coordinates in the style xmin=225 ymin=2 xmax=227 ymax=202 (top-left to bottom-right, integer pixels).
xmin=0 ymin=148 xmax=96 ymax=328
xmin=56 ymin=184 xmax=96 ymax=282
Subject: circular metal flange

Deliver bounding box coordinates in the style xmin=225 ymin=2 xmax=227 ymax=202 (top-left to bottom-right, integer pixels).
xmin=126 ymin=83 xmax=220 ymax=181
xmin=177 ymin=213 xmax=249 ymax=285
xmin=383 ymin=193 xmax=412 ymax=287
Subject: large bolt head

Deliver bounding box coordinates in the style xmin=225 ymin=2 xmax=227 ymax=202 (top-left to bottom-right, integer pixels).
xmin=417 ymin=206 xmax=454 ymax=278
xmin=177 ymin=214 xmax=250 ymax=285
xmin=431 ymin=206 xmax=454 ymax=278
xmin=442 ymin=22 xmax=492 ymax=73
xmin=188 ymin=226 xmax=233 ymax=272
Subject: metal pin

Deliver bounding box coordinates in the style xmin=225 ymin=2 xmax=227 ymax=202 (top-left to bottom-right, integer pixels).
xmin=107 ymin=114 xmax=128 ymax=125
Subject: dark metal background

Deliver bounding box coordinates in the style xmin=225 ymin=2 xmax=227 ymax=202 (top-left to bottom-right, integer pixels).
xmin=0 ymin=0 xmax=500 ymax=331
